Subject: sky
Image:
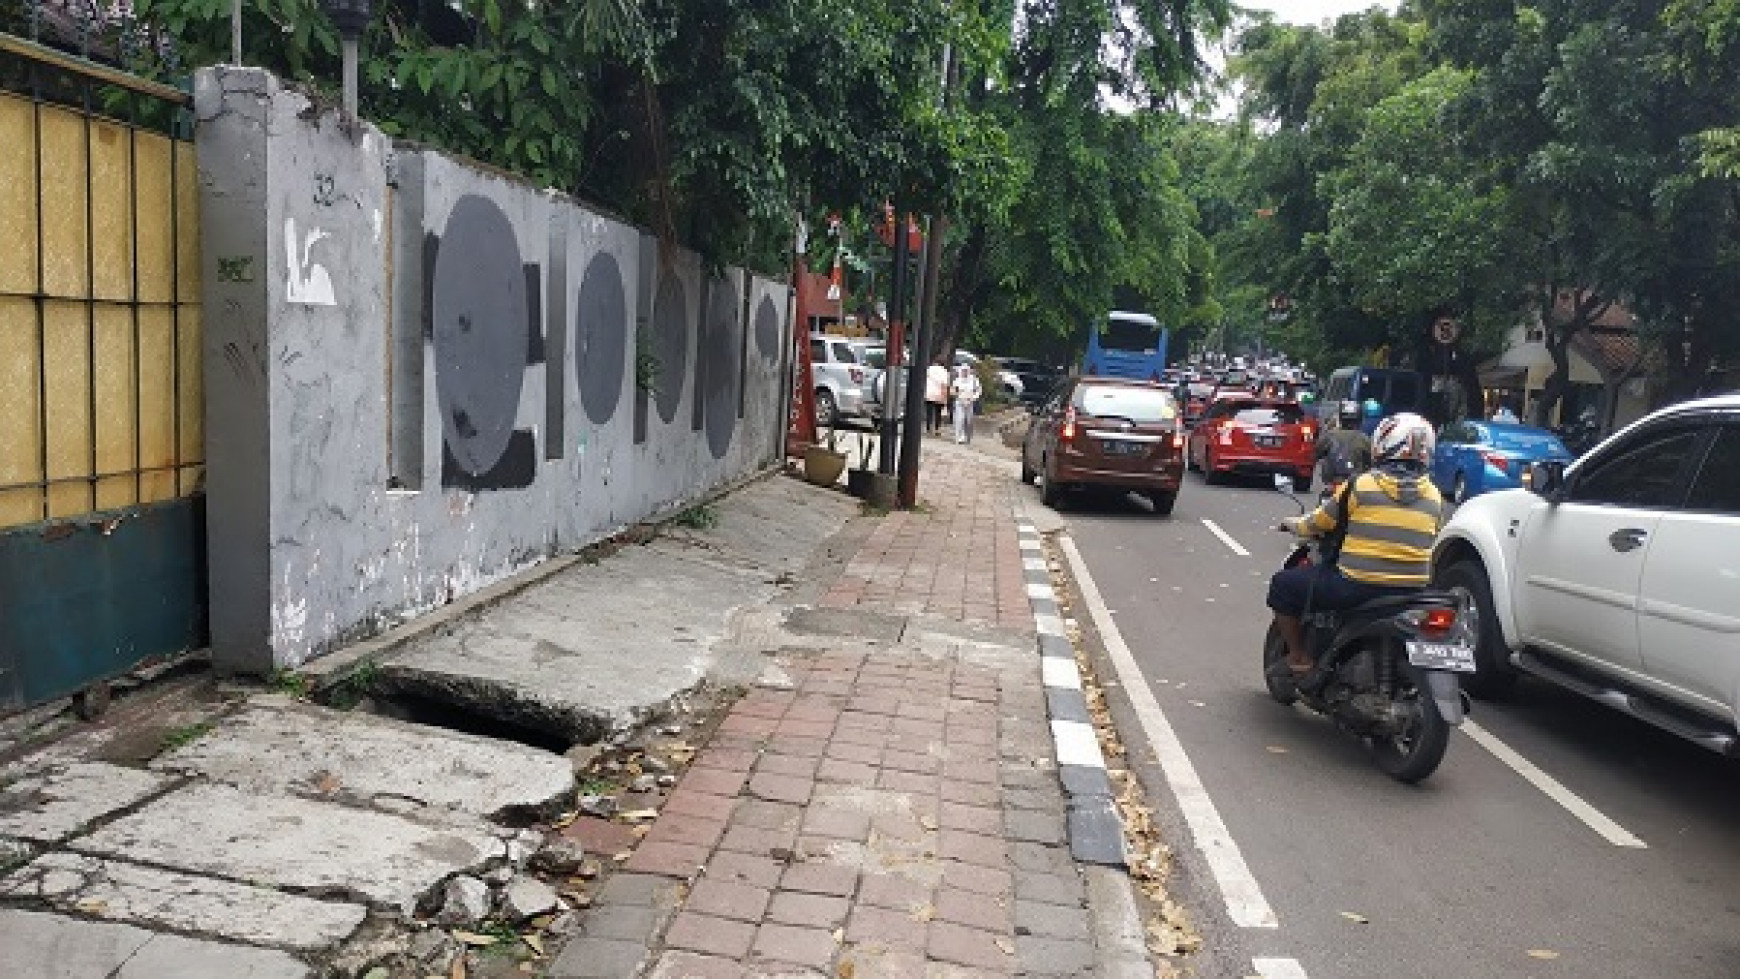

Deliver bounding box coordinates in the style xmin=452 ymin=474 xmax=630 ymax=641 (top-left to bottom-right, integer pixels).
xmin=1240 ymin=1 xmax=1399 ymax=26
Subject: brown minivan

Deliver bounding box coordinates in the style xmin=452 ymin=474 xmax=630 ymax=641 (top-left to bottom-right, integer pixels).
xmin=1020 ymin=376 xmax=1186 ymax=515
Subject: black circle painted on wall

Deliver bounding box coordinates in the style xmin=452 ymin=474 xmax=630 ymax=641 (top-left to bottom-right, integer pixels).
xmin=703 ymin=280 xmax=740 ymax=459
xmin=651 ymin=273 xmax=689 ymax=424
xmin=432 ymin=194 xmax=527 ymax=476
xmin=575 ymin=251 xmax=628 ymax=425
xmin=753 ymin=294 xmax=780 ymax=360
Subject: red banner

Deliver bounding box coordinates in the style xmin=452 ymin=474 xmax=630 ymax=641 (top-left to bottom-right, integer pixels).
xmin=786 ymin=258 xmax=819 ymax=456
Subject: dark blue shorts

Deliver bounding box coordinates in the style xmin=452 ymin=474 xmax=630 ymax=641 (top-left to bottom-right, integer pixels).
xmin=1267 ymin=563 xmax=1413 ymax=617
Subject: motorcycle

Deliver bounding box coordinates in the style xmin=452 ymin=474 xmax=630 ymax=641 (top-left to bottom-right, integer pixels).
xmin=1261 ymin=474 xmax=1475 ymax=783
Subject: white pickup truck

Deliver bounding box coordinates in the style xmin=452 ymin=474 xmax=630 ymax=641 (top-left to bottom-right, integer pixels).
xmin=1431 ymin=395 xmax=1740 ymax=755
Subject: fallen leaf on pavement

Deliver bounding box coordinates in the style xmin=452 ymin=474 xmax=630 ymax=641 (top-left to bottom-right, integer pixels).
xmin=74 ymin=898 xmax=108 ymax=913
xmin=835 ymin=960 xmax=855 ymax=978
xmin=919 ymin=815 xmax=939 ymax=831
xmin=1340 ymin=912 xmax=1370 ymax=924
xmin=449 ymin=957 xmax=466 ymax=979
xmin=522 ymin=934 xmax=545 ymax=957
xmin=617 ymin=808 xmax=660 ymax=822
xmin=831 ymin=928 xmax=844 ymax=943
xmin=910 ymin=903 xmax=936 ymax=922
xmin=450 ymin=930 xmax=498 ymax=946
xmin=312 ymin=771 xmax=342 ymax=795
xmin=1527 ymin=950 xmax=1561 ymax=960
xmin=994 ymin=937 xmax=1015 ymax=955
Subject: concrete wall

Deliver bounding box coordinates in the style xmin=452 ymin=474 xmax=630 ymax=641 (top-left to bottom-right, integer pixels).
xmin=196 ymin=68 xmax=791 ymax=673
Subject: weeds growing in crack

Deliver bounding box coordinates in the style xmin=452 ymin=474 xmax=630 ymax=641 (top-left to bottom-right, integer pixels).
xmin=159 ymin=721 xmax=215 ymax=753
xmin=673 ymin=502 xmax=719 ymax=530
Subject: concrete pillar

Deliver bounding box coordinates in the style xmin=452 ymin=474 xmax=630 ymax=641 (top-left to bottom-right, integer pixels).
xmin=195 ymin=67 xmax=390 ymax=675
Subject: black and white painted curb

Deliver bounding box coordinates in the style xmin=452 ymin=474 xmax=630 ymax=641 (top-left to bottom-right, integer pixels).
xmin=1016 ymin=518 xmax=1127 ymax=866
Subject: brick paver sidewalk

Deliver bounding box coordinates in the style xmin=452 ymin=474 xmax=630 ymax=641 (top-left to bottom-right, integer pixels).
xmin=551 ymin=450 xmax=1100 ymax=978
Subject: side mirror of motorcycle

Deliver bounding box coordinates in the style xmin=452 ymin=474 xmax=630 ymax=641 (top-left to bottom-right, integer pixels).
xmin=1273 ymin=473 xmax=1295 ymax=495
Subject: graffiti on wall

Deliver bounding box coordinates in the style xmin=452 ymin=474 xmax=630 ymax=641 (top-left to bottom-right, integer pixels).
xmin=423 ymin=191 xmax=779 ymax=490
xmin=284 ymin=218 xmax=337 ymax=306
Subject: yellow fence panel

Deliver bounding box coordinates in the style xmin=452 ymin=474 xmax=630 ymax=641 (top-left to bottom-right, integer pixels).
xmin=134 ymin=130 xmax=175 ymax=305
xmin=42 ymin=299 xmax=91 ymax=518
xmin=37 ymin=106 xmax=88 ymax=300
xmin=0 ymin=297 xmax=42 ymax=527
xmin=0 ymin=94 xmax=35 ymax=296
xmin=138 ymin=306 xmax=177 ymax=504
xmin=91 ymin=118 xmax=135 ymax=303
xmin=93 ymin=305 xmax=135 ymax=511
xmin=177 ymin=306 xmax=204 ymax=495
xmin=0 ymin=52 xmax=201 ymax=530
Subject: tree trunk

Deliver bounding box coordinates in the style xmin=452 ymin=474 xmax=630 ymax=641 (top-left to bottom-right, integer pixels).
xmin=1533 ymin=337 xmax=1571 ymax=428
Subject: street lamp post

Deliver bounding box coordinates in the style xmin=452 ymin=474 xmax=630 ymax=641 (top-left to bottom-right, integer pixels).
xmin=319 ymin=0 xmax=373 ymax=118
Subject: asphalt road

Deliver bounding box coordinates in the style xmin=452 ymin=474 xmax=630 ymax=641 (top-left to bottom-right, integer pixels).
xmin=1036 ymin=471 xmax=1740 ymax=979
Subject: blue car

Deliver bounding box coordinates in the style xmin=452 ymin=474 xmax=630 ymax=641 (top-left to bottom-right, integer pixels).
xmin=1431 ymin=420 xmax=1574 ymax=504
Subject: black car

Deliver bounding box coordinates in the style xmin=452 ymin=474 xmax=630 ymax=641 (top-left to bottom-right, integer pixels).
xmin=996 ymin=357 xmax=1063 ymax=404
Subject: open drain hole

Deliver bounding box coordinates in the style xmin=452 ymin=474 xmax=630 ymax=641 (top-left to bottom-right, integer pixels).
xmin=353 ymin=690 xmax=579 ymax=755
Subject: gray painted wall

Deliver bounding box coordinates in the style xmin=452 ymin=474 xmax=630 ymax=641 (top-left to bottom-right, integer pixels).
xmin=196 ymin=68 xmax=791 ymax=674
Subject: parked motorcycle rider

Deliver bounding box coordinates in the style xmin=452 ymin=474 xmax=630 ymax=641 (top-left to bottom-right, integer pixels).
xmin=1267 ymin=412 xmax=1445 ymax=689
xmin=1315 ymin=399 xmax=1375 ymax=488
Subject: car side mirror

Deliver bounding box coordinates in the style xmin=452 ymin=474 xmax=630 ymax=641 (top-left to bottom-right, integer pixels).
xmin=1523 ymin=460 xmax=1565 ymax=498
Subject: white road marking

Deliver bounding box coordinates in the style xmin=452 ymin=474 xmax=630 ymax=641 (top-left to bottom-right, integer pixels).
xmin=1253 ymin=957 xmax=1309 ymax=978
xmin=1058 ymin=535 xmax=1279 ymax=929
xmin=1202 ymin=518 xmax=1251 ymax=556
xmin=1461 ymin=720 xmax=1647 ymax=849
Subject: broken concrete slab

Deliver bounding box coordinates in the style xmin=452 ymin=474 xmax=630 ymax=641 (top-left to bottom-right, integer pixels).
xmin=69 ymin=783 xmax=503 ymax=913
xmin=151 ymin=697 xmax=572 ymax=818
xmin=379 ymin=547 xmax=784 ymax=745
xmin=0 ymin=908 xmax=311 ymax=978
xmin=372 ymin=476 xmax=858 ymax=746
xmin=783 ymin=606 xmax=909 ymax=643
xmin=0 ymin=762 xmax=176 ymax=843
xmin=0 ymin=852 xmax=367 ymax=952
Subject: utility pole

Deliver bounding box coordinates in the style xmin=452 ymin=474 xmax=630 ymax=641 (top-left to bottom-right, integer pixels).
xmin=898 ymin=44 xmax=957 ymax=508
xmin=879 ymin=211 xmax=909 ymax=475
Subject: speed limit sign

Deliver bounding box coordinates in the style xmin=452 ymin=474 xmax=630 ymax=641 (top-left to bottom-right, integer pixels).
xmin=1432 ymin=318 xmax=1460 ymax=345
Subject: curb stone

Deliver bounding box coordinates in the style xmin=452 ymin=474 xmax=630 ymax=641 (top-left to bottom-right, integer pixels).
xmin=1014 ymin=518 xmax=1126 ymax=865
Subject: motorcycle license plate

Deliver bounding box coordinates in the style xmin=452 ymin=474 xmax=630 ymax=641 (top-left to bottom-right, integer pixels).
xmin=1405 ymin=640 xmax=1477 ymax=673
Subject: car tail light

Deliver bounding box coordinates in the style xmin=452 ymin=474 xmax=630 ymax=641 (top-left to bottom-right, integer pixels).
xmin=1171 ymin=431 xmax=1185 ymax=450
xmin=1481 ymin=450 xmax=1509 ymax=473
xmin=1219 ymin=425 xmax=1233 ymax=446
xmin=849 ymin=367 xmax=864 ymax=383
xmin=1301 ymin=424 xmax=1316 ymax=443
xmin=1061 ymin=406 xmax=1078 ymax=442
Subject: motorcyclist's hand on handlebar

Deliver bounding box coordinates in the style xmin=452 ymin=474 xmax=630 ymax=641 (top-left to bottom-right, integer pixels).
xmin=1277 ymin=516 xmax=1306 ymax=535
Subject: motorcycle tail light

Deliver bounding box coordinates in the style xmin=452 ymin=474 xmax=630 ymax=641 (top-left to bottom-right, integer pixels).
xmin=1061 ymin=406 xmax=1078 ymax=441
xmin=1403 ymin=607 xmax=1459 ymax=635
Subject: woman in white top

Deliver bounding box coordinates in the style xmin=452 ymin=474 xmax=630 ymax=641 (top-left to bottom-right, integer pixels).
xmin=950 ymin=364 xmax=982 ymax=443
xmin=925 ymin=358 xmax=951 ymax=434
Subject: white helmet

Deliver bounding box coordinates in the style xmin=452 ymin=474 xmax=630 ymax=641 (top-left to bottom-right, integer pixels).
xmin=1372 ymin=412 xmax=1435 ymax=464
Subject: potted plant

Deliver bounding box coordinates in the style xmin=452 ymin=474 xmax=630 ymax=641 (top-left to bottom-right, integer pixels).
xmin=802 ymin=426 xmax=848 ymax=486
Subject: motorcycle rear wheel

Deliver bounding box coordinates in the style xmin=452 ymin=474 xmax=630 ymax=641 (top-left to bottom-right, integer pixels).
xmin=1261 ymin=623 xmax=1299 ymax=706
xmin=1369 ymin=657 xmax=1451 ymax=783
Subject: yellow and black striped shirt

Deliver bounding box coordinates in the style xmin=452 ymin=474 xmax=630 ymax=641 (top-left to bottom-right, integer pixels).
xmin=1301 ymin=470 xmax=1443 ymax=587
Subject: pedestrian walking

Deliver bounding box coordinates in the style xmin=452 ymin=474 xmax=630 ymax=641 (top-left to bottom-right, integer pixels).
xmin=925 ymin=356 xmax=951 ymax=435
xmin=951 ymin=363 xmax=982 ymax=443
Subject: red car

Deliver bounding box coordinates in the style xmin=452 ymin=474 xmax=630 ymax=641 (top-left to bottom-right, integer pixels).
xmin=1188 ymin=395 xmax=1319 ymax=490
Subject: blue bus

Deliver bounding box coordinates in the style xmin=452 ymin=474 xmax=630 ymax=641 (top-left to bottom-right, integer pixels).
xmin=1082 ymin=310 xmax=1169 ymax=381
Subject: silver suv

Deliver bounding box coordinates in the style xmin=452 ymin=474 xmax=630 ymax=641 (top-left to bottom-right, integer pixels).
xmin=809 ymin=334 xmax=880 ymax=426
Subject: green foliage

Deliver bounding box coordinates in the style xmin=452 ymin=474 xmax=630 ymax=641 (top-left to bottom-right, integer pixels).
xmin=326 ymin=660 xmax=381 ymax=710
xmin=672 ymin=503 xmax=718 ymax=530
xmin=268 ymin=669 xmax=310 ymax=698
xmin=159 ymin=721 xmax=214 ymax=753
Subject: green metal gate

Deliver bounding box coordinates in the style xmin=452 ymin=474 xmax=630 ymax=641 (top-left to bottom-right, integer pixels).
xmin=0 ymin=26 xmax=206 ymax=712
